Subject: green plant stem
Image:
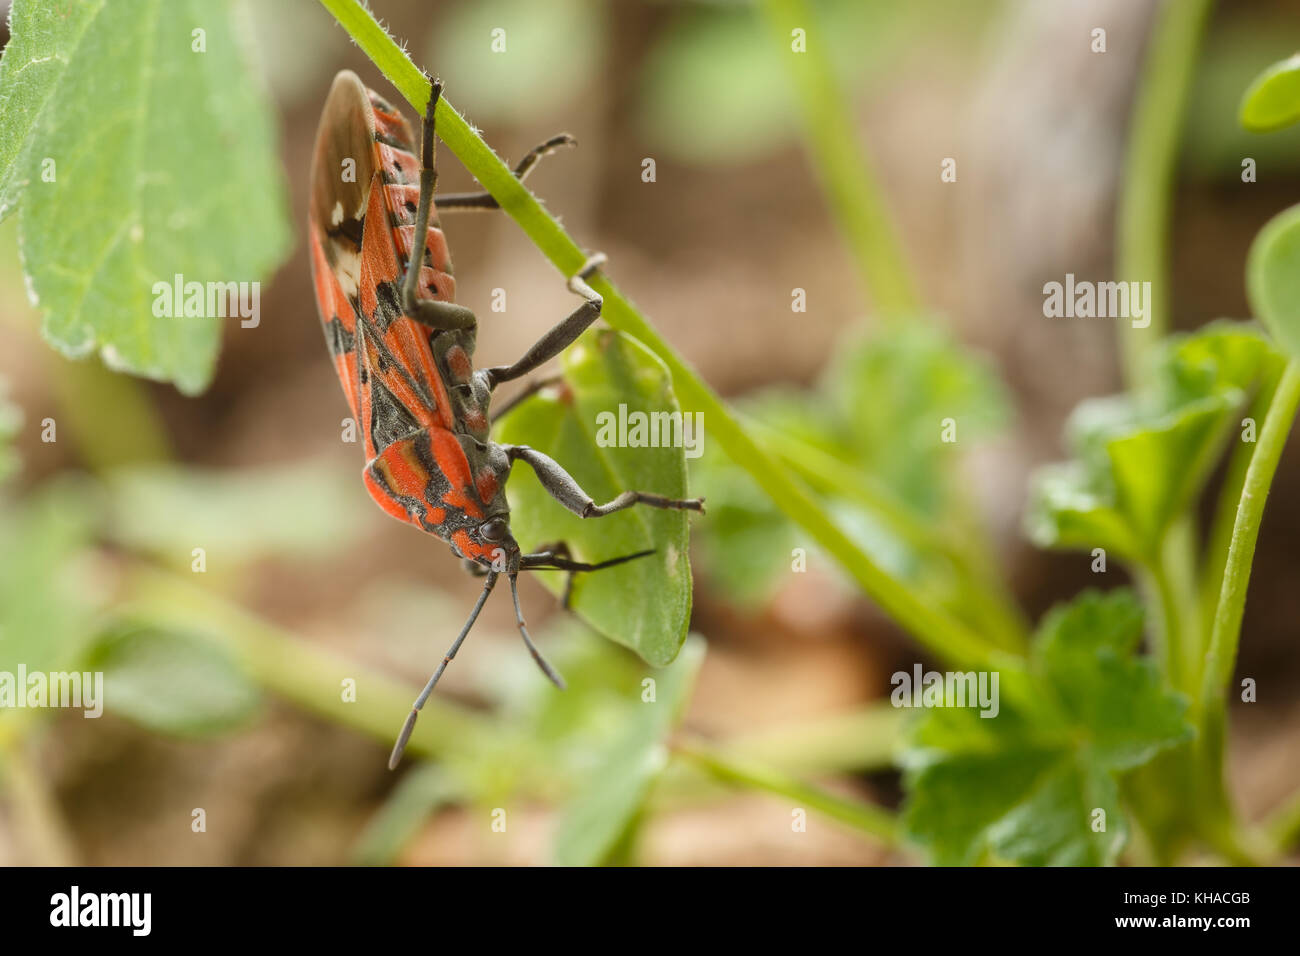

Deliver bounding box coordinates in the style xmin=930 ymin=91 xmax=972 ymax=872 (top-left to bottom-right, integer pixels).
xmin=1196 ymin=360 xmax=1300 ymax=850
xmin=1116 ymin=0 xmax=1214 ymax=385
xmin=756 ymin=0 xmax=919 ymax=317
xmin=1200 ymin=374 xmax=1279 ymax=635
xmin=317 ymin=0 xmax=999 ymax=673
xmin=672 ymin=736 xmax=898 ymax=846
xmin=1199 ymin=360 xmax=1300 ymax=720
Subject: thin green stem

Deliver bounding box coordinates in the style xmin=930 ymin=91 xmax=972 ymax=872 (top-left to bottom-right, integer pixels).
xmin=757 ymin=0 xmax=920 ymax=317
xmin=672 ymin=736 xmax=899 ymax=847
xmin=316 ymin=0 xmax=1001 ymax=672
xmin=1194 ymin=360 xmax=1300 ymax=854
xmin=1199 ymin=360 xmax=1300 ymax=722
xmin=1200 ymin=375 xmax=1279 ymax=635
xmin=1116 ymin=0 xmax=1214 ymax=385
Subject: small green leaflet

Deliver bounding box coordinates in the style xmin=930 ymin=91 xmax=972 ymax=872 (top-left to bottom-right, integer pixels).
xmin=0 ymin=0 xmax=291 ymax=394
xmin=494 ymin=329 xmax=695 ymax=668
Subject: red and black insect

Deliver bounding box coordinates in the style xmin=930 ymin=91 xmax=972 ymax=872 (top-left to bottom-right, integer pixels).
xmin=308 ymin=71 xmax=703 ymax=768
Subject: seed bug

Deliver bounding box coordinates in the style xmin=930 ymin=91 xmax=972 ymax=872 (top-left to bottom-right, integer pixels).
xmin=307 ymin=71 xmax=704 ymax=768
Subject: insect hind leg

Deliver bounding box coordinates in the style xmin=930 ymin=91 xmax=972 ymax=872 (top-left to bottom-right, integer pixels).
xmin=504 ymin=444 xmax=705 ymax=518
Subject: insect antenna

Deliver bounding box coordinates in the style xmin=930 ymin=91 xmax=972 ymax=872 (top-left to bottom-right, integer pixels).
xmin=389 ymin=569 xmax=498 ymax=770
xmin=508 ymin=572 xmax=567 ymax=690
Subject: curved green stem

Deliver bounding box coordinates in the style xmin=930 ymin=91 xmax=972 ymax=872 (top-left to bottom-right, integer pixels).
xmin=1195 ymin=360 xmax=1300 ymax=852
xmin=756 ymin=0 xmax=920 ymax=316
xmin=1116 ymin=0 xmax=1214 ymax=385
xmin=1199 ymin=360 xmax=1300 ymax=721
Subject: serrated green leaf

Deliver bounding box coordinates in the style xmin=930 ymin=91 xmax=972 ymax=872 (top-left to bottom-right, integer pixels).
xmin=1248 ymin=202 xmax=1300 ymax=358
xmin=552 ymin=636 xmax=704 ymax=866
xmin=985 ymin=754 xmax=1125 ymax=867
xmin=1239 ymin=52 xmax=1300 ymax=133
xmin=85 ymin=624 xmax=262 ymax=737
xmin=494 ymin=329 xmax=695 ymax=668
xmin=1 ymin=0 xmax=291 ymax=393
xmin=901 ymin=590 xmax=1190 ymax=866
xmin=1027 ymin=323 xmax=1279 ymax=560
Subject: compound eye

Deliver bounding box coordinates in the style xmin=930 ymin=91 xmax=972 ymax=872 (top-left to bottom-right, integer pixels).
xmin=480 ymin=517 xmax=508 ymax=543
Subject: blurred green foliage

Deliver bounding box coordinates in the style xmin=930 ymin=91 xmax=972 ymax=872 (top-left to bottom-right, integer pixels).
xmin=638 ymin=0 xmax=1004 ymax=165
xmin=427 ymin=0 xmax=602 ymax=125
xmin=692 ymin=322 xmax=1009 ymax=606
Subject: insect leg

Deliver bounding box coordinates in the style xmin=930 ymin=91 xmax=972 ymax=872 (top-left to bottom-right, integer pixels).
xmin=520 ymin=543 xmax=656 ymax=609
xmin=503 ymin=444 xmax=705 ymax=517
xmin=508 ymin=572 xmax=566 ymax=688
xmin=484 ymin=255 xmax=606 ymax=388
xmin=489 ymin=373 xmax=564 ymax=424
xmin=437 ymin=134 xmax=576 ymax=211
xmin=398 ymin=78 xmax=478 ymax=332
xmin=389 ymin=570 xmax=498 ymax=770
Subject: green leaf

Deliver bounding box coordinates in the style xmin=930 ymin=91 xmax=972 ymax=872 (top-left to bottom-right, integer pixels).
xmin=0 ymin=0 xmax=291 ymax=393
xmin=1248 ymin=202 xmax=1300 ymax=358
xmin=493 ymin=329 xmax=695 ymax=667
xmin=1239 ymin=52 xmax=1300 ymax=133
xmin=552 ymin=636 xmax=704 ymax=866
xmin=85 ymin=624 xmax=262 ymax=737
xmin=1027 ymin=323 xmax=1280 ymax=562
xmin=901 ymin=590 xmax=1190 ymax=865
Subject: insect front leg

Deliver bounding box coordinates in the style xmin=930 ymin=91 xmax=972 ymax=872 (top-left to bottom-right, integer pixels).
xmin=399 ymin=77 xmax=478 ymax=333
xmin=437 ymin=134 xmax=576 ymax=211
xmin=484 ymin=255 xmax=607 ymax=389
xmin=521 ymin=542 xmax=657 ymax=609
xmin=503 ymin=444 xmax=705 ymax=518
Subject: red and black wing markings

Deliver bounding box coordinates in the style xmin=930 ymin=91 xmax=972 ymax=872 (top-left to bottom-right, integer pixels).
xmin=308 ymin=70 xmax=495 ymax=549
